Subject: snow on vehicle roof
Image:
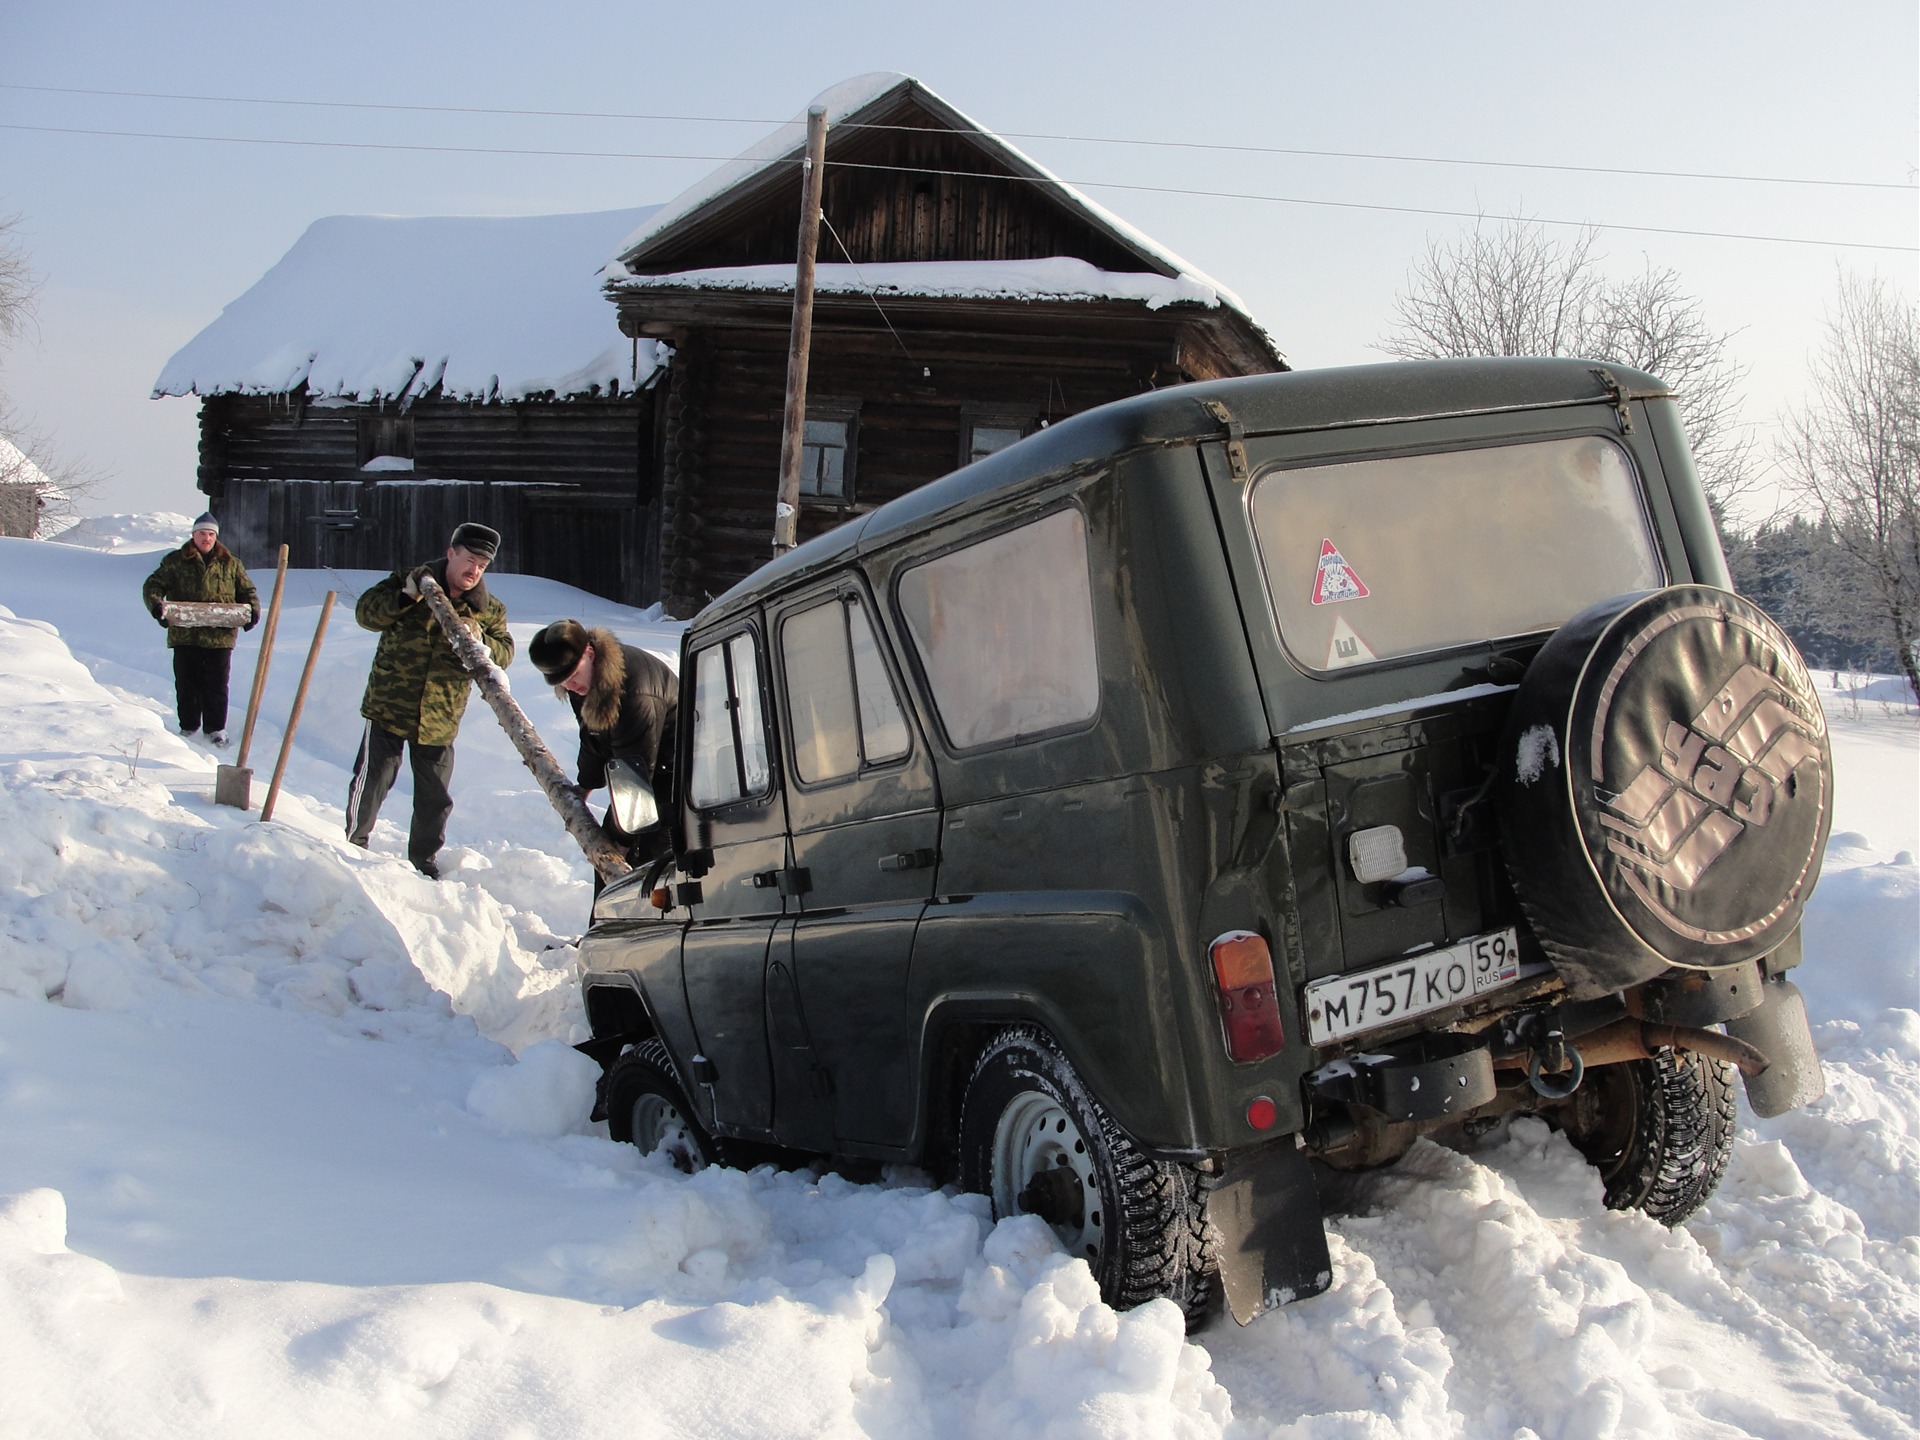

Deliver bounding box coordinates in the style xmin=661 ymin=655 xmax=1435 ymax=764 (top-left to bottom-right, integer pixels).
xmin=605 ymin=73 xmax=1276 ymax=351
xmin=152 ymin=207 xmax=665 ymax=404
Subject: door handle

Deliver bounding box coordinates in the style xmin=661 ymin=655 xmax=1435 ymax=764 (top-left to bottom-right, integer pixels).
xmin=751 ymin=866 xmax=813 ymax=896
xmin=878 ymin=848 xmax=936 ymax=872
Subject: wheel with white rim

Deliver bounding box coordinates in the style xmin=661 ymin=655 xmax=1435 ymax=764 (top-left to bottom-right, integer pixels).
xmin=605 ymin=1038 xmax=716 ymax=1173
xmin=958 ymin=1026 xmax=1218 ymax=1326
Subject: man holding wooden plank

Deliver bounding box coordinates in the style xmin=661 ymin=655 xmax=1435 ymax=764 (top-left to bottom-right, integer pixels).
xmin=345 ymin=523 xmax=513 ymax=880
xmin=141 ymin=512 xmax=260 ymax=746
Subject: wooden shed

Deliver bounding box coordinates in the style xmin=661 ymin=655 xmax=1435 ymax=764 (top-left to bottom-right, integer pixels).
xmin=153 ymin=207 xmax=672 ymax=603
xmin=609 ymin=72 xmax=1287 ymax=616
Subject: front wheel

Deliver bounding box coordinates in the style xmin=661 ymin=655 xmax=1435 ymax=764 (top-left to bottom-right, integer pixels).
xmin=958 ymin=1027 xmax=1217 ymax=1326
xmin=1562 ymin=1048 xmax=1736 ymax=1224
xmin=605 ymin=1039 xmax=717 ymax=1173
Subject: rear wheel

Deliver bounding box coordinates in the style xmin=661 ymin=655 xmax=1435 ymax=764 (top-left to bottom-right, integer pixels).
xmin=1562 ymin=1049 xmax=1736 ymax=1223
xmin=605 ymin=1039 xmax=716 ymax=1173
xmin=959 ymin=1027 xmax=1217 ymax=1326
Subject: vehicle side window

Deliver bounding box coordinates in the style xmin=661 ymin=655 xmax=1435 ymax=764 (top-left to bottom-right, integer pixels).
xmin=689 ymin=630 xmax=772 ymax=808
xmin=781 ymin=593 xmax=911 ymax=784
xmin=896 ymin=507 xmax=1099 ymax=750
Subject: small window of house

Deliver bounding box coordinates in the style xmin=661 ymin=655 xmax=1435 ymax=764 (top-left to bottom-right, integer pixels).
xmin=358 ymin=415 xmax=415 ymax=473
xmin=800 ymin=403 xmax=859 ymax=503
xmin=965 ymin=421 xmax=1026 ymax=466
xmin=1247 ymin=434 xmax=1663 ymax=673
xmin=782 ymin=592 xmax=910 ymax=785
xmin=689 ymin=631 xmax=772 ymax=808
xmin=897 ymin=507 xmax=1100 ymax=750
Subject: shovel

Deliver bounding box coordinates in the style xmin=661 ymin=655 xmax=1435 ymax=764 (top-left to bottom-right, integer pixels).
xmin=215 ymin=544 xmax=288 ymax=809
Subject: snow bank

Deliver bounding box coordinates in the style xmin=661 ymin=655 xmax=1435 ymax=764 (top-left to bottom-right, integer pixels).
xmin=153 ymin=209 xmax=665 ymax=404
xmin=0 ymin=516 xmax=1913 ymax=1438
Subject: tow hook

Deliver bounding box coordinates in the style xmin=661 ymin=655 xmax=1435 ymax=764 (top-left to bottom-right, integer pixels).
xmin=1526 ymin=1028 xmax=1585 ymax=1098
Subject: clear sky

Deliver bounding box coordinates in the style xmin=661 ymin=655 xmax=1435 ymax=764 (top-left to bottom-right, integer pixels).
xmin=2 ymin=0 xmax=1914 ymax=520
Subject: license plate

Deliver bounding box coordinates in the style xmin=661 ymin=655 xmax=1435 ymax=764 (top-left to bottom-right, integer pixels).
xmin=1304 ymin=928 xmax=1521 ymax=1045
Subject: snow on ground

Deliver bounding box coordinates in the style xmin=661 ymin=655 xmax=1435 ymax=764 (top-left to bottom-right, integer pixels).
xmin=0 ymin=517 xmax=1914 ymax=1438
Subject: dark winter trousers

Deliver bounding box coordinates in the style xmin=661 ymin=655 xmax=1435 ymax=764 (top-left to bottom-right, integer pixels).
xmin=344 ymin=722 xmax=456 ymax=866
xmin=172 ymin=646 xmax=233 ymax=735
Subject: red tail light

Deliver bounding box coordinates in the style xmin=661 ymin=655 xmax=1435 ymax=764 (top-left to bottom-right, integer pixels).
xmin=1210 ymin=931 xmax=1286 ymax=1062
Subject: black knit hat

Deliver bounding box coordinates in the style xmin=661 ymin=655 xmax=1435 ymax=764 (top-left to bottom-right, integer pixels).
xmin=529 ymin=619 xmax=589 ymax=684
xmin=449 ymin=522 xmax=500 ymax=559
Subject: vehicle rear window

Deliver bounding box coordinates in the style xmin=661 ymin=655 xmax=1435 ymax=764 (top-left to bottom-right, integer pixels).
xmin=897 ymin=508 xmax=1100 ymax=749
xmin=1247 ymin=434 xmax=1663 ymax=672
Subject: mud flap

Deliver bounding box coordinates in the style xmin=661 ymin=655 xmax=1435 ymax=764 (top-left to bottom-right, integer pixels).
xmin=1208 ymin=1140 xmax=1333 ymax=1325
xmin=1725 ymin=976 xmax=1825 ymax=1117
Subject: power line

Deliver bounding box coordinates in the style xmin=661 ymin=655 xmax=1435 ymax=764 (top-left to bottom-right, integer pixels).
xmin=3 ymin=120 xmax=1912 ymax=255
xmin=4 ymin=81 xmax=1912 ymax=194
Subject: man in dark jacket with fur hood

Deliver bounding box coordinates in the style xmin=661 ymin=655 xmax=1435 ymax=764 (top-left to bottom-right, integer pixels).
xmin=141 ymin=512 xmax=259 ymax=744
xmin=528 ymin=619 xmax=677 ymax=883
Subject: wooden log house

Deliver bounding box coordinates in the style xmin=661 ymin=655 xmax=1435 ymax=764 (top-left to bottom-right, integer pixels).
xmin=153 ymin=208 xmax=673 ymax=602
xmin=157 ymin=73 xmax=1286 ymax=614
xmin=610 ymin=73 xmax=1287 ymax=616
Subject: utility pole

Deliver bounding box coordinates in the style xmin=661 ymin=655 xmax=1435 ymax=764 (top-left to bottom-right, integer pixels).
xmin=773 ymin=105 xmax=828 ymax=555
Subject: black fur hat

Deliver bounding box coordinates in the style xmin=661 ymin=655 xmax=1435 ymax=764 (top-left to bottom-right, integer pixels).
xmin=529 ymin=619 xmax=589 ymax=684
xmin=449 ymin=522 xmax=500 ymax=559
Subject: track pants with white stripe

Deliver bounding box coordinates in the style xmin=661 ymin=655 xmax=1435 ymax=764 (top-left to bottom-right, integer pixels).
xmin=344 ymin=722 xmax=455 ymax=867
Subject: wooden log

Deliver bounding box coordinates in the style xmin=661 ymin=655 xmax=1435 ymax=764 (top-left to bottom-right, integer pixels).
xmin=416 ymin=575 xmax=632 ymax=882
xmin=161 ymin=601 xmax=254 ymax=628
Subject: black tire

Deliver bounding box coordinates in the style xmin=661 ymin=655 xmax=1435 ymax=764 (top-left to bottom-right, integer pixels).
xmin=958 ymin=1027 xmax=1218 ymax=1327
xmin=605 ymin=1039 xmax=717 ymax=1173
xmin=1562 ymin=1049 xmax=1737 ymax=1224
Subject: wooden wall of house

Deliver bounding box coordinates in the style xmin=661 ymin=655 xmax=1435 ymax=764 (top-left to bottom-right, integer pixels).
xmin=656 ymin=309 xmax=1222 ymax=614
xmin=198 ymin=389 xmax=666 ymax=607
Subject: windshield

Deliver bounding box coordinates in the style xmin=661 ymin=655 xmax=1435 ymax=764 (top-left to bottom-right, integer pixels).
xmin=1247 ymin=434 xmax=1663 ymax=673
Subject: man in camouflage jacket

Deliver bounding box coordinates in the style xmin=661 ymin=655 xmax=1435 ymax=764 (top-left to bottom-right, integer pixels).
xmin=345 ymin=523 xmax=513 ymax=879
xmin=141 ymin=512 xmax=259 ymax=742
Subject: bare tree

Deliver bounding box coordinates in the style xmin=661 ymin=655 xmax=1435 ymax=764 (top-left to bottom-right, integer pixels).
xmin=0 ymin=214 xmax=98 ymax=536
xmin=1780 ymin=272 xmax=1920 ymax=703
xmin=0 ymin=213 xmax=33 ymax=350
xmin=1381 ymin=217 xmax=1754 ymax=522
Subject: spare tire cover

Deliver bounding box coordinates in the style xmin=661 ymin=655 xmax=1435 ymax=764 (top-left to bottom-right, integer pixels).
xmin=1496 ymin=585 xmax=1831 ymax=995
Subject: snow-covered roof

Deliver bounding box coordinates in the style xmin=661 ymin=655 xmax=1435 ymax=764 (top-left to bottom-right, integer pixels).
xmin=0 ymin=435 xmax=50 ymax=489
xmin=154 ymin=208 xmax=665 ymax=404
xmin=605 ymin=74 xmax=1281 ymax=360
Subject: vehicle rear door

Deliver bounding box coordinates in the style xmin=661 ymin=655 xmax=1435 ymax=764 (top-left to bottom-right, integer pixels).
xmin=767 ymin=575 xmax=939 ymax=1151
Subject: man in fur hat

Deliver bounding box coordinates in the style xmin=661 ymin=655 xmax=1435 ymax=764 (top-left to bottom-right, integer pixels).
xmin=346 ymin=522 xmax=513 ymax=879
xmin=528 ymin=618 xmax=678 ymax=887
xmin=141 ymin=512 xmax=259 ymax=745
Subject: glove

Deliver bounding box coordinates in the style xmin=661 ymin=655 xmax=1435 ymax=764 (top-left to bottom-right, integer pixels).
xmin=150 ymin=602 xmax=166 ymax=625
xmin=244 ymin=605 xmax=260 ymax=631
xmin=400 ymin=566 xmax=430 ymax=601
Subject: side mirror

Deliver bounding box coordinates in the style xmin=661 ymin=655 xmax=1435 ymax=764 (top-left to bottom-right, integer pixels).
xmin=605 ymin=758 xmax=662 ymax=835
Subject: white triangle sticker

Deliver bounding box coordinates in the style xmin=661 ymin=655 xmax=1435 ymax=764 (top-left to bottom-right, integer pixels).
xmin=1325 ymin=615 xmax=1376 ymax=670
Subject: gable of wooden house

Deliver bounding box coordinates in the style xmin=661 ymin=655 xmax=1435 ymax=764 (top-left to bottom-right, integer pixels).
xmin=605 ymin=71 xmax=1287 ymax=616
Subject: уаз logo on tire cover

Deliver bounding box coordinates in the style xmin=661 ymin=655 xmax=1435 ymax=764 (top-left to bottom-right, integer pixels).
xmin=1584 ymin=599 xmax=1829 ymax=953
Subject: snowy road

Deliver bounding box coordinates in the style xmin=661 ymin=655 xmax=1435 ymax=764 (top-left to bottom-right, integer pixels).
xmin=1 ymin=524 xmax=1914 ymax=1438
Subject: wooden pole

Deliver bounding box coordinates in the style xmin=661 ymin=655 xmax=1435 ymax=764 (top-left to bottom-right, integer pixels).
xmin=259 ymin=591 xmax=335 ymax=824
xmin=772 ymin=104 xmax=829 ymax=556
xmin=416 ymin=576 xmax=631 ymax=882
xmin=236 ymin=544 xmax=289 ymax=771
